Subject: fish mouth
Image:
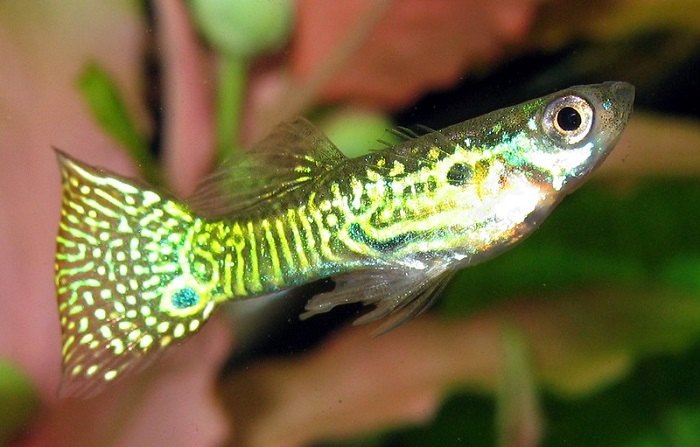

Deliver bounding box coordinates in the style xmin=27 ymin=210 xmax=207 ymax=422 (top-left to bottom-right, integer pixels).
xmin=609 ymin=81 xmax=635 ymax=109
xmin=599 ymin=81 xmax=635 ymax=153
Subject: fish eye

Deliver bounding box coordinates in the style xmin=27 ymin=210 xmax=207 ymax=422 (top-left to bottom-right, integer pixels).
xmin=543 ymin=95 xmax=594 ymax=145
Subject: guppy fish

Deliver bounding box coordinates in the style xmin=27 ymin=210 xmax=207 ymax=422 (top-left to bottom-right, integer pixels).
xmin=55 ymin=82 xmax=634 ymax=397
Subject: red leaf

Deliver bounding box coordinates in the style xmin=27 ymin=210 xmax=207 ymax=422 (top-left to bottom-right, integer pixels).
xmin=292 ymin=0 xmax=541 ymax=108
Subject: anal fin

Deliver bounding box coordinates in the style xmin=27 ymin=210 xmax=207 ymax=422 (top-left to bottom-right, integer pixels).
xmin=300 ymin=264 xmax=455 ymax=334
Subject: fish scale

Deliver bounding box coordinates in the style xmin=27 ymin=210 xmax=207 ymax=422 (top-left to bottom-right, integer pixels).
xmin=54 ymin=82 xmax=634 ymax=397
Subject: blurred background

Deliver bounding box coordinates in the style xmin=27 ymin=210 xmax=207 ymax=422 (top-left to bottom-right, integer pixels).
xmin=1 ymin=1 xmax=700 ymax=446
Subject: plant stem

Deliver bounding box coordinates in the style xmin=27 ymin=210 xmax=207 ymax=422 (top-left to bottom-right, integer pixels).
xmin=215 ymin=54 xmax=247 ymax=163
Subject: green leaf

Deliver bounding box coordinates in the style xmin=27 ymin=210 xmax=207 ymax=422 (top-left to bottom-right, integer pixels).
xmin=0 ymin=359 xmax=38 ymax=444
xmin=387 ymin=393 xmax=496 ymax=447
xmin=189 ymin=0 xmax=294 ymax=58
xmin=320 ymin=108 xmax=396 ymax=158
xmin=543 ymin=345 xmax=700 ymax=447
xmin=214 ymin=55 xmax=247 ymax=163
xmin=77 ymin=63 xmax=160 ymax=184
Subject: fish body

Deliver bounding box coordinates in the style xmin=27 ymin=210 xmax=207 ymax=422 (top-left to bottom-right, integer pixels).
xmin=55 ymin=82 xmax=634 ymax=397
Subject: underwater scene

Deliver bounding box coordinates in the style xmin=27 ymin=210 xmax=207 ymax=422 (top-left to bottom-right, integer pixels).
xmin=1 ymin=1 xmax=700 ymax=446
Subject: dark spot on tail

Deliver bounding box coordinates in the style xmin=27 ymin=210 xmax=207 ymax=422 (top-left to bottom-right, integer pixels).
xmin=172 ymin=287 xmax=199 ymax=309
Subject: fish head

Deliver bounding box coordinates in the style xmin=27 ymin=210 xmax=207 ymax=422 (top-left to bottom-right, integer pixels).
xmin=517 ymin=81 xmax=634 ymax=193
xmin=416 ymin=82 xmax=634 ymax=265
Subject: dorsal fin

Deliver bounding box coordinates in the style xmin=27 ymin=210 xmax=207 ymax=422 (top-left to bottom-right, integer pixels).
xmin=189 ymin=118 xmax=347 ymax=218
xmin=374 ymin=124 xmax=441 ymax=151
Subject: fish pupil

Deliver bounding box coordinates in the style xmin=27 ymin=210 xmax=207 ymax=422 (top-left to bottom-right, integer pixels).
xmin=556 ymin=106 xmax=582 ymax=131
xmin=172 ymin=287 xmax=199 ymax=309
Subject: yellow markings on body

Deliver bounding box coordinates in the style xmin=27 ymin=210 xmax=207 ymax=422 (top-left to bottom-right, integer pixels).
xmin=100 ymin=325 xmax=112 ymax=339
xmin=56 ymin=235 xmax=77 ymax=248
xmin=326 ymin=214 xmax=338 ymax=227
xmin=222 ymin=251 xmax=234 ymax=297
xmin=82 ymin=197 xmax=120 ymax=219
xmin=93 ymin=187 xmax=132 ymax=210
xmin=67 ymin=201 xmax=86 ymax=215
xmin=261 ymin=219 xmax=283 ymax=285
xmin=167 ymin=233 xmax=182 ymax=244
xmin=366 ymin=169 xmax=382 ymax=182
xmin=275 ymin=218 xmax=295 ymax=271
xmin=85 ymin=215 xmax=111 ymax=230
xmin=350 ymin=177 xmax=364 ymax=211
xmin=109 ymin=338 xmax=125 ymax=355
xmin=141 ymin=290 xmax=158 ymax=300
xmin=163 ymin=201 xmax=193 ymax=223
xmin=191 ymin=248 xmax=220 ymax=288
xmin=139 ymin=212 xmax=162 ymax=228
xmin=140 ymin=334 xmax=154 ymax=349
xmin=231 ymin=222 xmax=247 ymax=295
xmin=128 ymin=329 xmax=142 ymax=342
xmin=113 ymin=301 xmax=126 ymax=313
xmin=129 ymin=239 xmax=141 ymax=260
xmin=389 ymin=161 xmax=405 ymax=177
xmin=307 ymin=194 xmax=339 ymax=262
xmin=210 ymin=238 xmax=223 ymax=254
xmin=59 ymin=221 xmax=97 ymax=245
xmin=203 ymin=301 xmax=215 ymax=320
xmin=297 ymin=204 xmax=320 ymax=265
xmin=142 ymin=190 xmax=161 ymax=207
xmin=143 ymin=276 xmax=160 ymax=288
xmin=86 ymin=365 xmax=99 ymax=377
xmin=246 ymin=221 xmax=263 ymax=293
xmin=78 ymin=317 xmax=89 ymax=332
xmin=173 ymin=323 xmax=185 ymax=338
xmin=62 ymin=336 xmax=75 ymax=354
xmin=286 ymin=208 xmax=309 ymax=270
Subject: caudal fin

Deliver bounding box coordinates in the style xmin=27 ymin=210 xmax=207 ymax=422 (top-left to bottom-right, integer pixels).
xmin=54 ymin=151 xmax=217 ymax=397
